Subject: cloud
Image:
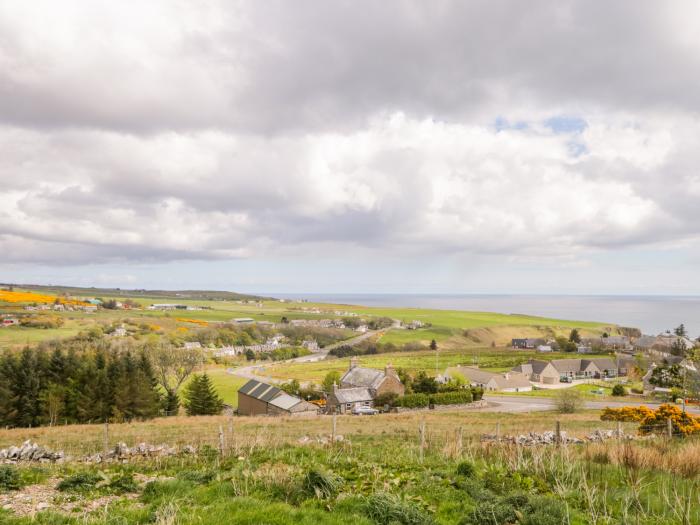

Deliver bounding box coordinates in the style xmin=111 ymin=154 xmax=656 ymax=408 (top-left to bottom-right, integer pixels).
xmin=0 ymin=1 xmax=699 ymax=267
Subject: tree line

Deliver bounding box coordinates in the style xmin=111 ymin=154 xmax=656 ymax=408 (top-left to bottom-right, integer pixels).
xmin=0 ymin=340 xmax=223 ymax=428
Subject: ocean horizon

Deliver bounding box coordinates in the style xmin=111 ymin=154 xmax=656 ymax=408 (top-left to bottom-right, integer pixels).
xmin=271 ymin=293 xmax=700 ymax=338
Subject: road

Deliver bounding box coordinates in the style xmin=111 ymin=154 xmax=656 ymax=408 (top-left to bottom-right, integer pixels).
xmin=483 ymin=394 xmax=700 ymax=414
xmin=231 ymin=328 xmax=385 ymax=384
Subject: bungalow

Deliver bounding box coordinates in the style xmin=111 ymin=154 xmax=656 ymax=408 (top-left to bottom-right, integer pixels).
xmin=237 ymin=379 xmax=318 ymax=416
xmin=512 ymin=358 xmax=618 ymax=384
xmin=232 ymin=317 xmax=256 ymax=324
xmin=446 ymin=366 xmax=532 ymax=392
xmin=599 ymin=336 xmax=631 ymax=351
xmin=326 ymin=358 xmax=405 ymax=413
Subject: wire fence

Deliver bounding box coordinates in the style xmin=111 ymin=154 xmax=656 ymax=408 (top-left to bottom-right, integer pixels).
xmin=0 ymin=413 xmax=692 ymax=462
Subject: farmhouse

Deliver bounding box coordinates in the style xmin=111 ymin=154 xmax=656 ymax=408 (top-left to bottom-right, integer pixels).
xmin=445 ymin=366 xmax=532 ymax=392
xmin=237 ymin=379 xmax=318 ymax=416
xmin=326 ymin=358 xmax=405 ymax=413
xmin=512 ymin=358 xmax=618 ymax=384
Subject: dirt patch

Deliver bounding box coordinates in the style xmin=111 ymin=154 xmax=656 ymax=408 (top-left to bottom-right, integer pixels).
xmin=0 ymin=478 xmax=139 ymax=517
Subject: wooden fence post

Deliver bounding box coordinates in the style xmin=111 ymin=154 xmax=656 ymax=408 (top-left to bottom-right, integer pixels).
xmin=218 ymin=425 xmax=225 ymax=457
xmin=456 ymin=426 xmax=463 ymax=457
xmin=667 ymin=418 xmax=673 ymax=439
xmin=103 ymin=422 xmax=109 ymax=458
xmin=616 ymin=420 xmax=622 ymax=439
xmin=555 ymin=420 xmax=561 ymax=446
xmin=496 ymin=421 xmax=501 ymax=442
xmin=419 ymin=420 xmax=426 ymax=463
xmin=331 ymin=414 xmax=337 ymax=445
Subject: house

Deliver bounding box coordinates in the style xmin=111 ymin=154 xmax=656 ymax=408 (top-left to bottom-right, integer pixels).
xmin=635 ymin=333 xmax=694 ymax=353
xmin=405 ymin=320 xmax=424 ymax=330
xmin=537 ymin=345 xmax=553 ymax=353
xmin=511 ymin=338 xmax=544 ymax=349
xmin=512 ymin=358 xmax=618 ymax=384
xmin=599 ymin=336 xmax=631 ymax=350
xmin=183 ymin=342 xmax=202 ymax=350
xmin=111 ymin=326 xmax=127 ymax=337
xmin=326 ymin=359 xmax=405 ymax=413
xmin=237 ymin=379 xmax=318 ymax=416
xmin=446 ymin=366 xmax=531 ymax=392
xmin=577 ymin=345 xmax=593 ymax=354
xmin=302 ymin=340 xmax=319 ymax=351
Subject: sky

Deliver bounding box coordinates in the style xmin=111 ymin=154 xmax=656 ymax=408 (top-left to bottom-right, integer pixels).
xmin=1 ymin=1 xmax=700 ymax=295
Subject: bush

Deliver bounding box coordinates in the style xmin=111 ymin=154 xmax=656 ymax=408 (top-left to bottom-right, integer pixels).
xmin=107 ymin=473 xmax=138 ymax=494
xmin=470 ymin=387 xmax=484 ymax=401
xmin=554 ymin=390 xmax=583 ymax=414
xmin=303 ymin=469 xmax=343 ymax=499
xmin=364 ymin=492 xmax=435 ymax=525
xmin=611 ymin=384 xmax=626 ymax=396
xmin=600 ymin=406 xmax=654 ymax=422
xmin=456 ymin=461 xmax=476 ymax=478
xmin=395 ymin=393 xmax=430 ymax=408
xmin=57 ymin=471 xmax=102 ymax=492
xmin=463 ymin=500 xmax=518 ymax=525
xmin=521 ymin=495 xmax=569 ymax=525
xmin=177 ymin=470 xmax=216 ymax=485
xmin=374 ymin=391 xmax=399 ymax=408
xmin=429 ymin=390 xmax=472 ymax=405
xmin=0 ymin=466 xmax=20 ymax=491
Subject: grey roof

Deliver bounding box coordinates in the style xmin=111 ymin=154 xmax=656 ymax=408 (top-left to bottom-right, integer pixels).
xmin=550 ymin=359 xmax=585 ymax=373
xmin=491 ymin=373 xmax=531 ymax=389
xmin=448 ymin=366 xmax=495 ymax=385
xmin=585 ymin=358 xmax=617 ymax=370
xmin=333 ymin=387 xmax=373 ymax=403
xmin=526 ymin=360 xmax=552 ymax=375
xmin=341 ymin=367 xmax=385 ymax=389
xmin=239 ymin=379 xmax=281 ymax=402
xmin=268 ymin=392 xmax=302 ymax=410
xmin=512 ymin=363 xmax=533 ymax=375
xmin=634 ymin=335 xmax=658 ymax=348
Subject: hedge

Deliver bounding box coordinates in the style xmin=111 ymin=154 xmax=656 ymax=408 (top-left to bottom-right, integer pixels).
xmin=430 ymin=390 xmax=473 ymax=405
xmin=395 ymin=393 xmax=430 ymax=408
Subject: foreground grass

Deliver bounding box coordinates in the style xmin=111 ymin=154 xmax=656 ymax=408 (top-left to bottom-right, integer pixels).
xmin=0 ymin=409 xmax=698 ymax=524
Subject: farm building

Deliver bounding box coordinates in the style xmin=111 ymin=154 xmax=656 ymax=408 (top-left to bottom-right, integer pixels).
xmin=237 ymin=379 xmax=318 ymax=416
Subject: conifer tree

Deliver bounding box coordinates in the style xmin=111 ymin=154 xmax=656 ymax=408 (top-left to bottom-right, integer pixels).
xmin=183 ymin=373 xmax=223 ymax=416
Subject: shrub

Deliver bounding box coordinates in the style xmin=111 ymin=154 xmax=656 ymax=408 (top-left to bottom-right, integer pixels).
xmin=364 ymin=492 xmax=435 ymax=525
xmin=0 ymin=466 xmax=20 ymax=491
xmin=396 ymin=393 xmax=430 ymax=408
xmin=429 ymin=390 xmax=472 ymax=405
xmin=521 ymin=496 xmax=569 ymax=525
xmin=554 ymin=390 xmax=583 ymax=413
xmin=463 ymin=500 xmax=518 ymax=525
xmin=177 ymin=470 xmax=216 ymax=485
xmin=611 ymin=384 xmax=626 ymax=396
xmin=107 ymin=473 xmax=138 ymax=494
xmin=600 ymin=405 xmax=654 ymax=422
xmin=456 ymin=461 xmax=476 ymax=478
xmin=57 ymin=471 xmax=102 ymax=492
xmin=639 ymin=404 xmax=700 ymax=436
xmin=470 ymin=387 xmax=484 ymax=401
xmin=302 ymin=469 xmax=343 ymax=500
xmin=374 ymin=391 xmax=399 ymax=408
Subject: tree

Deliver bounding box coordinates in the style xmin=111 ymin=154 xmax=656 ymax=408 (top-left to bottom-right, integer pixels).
xmin=429 ymin=339 xmax=438 ymax=351
xmin=555 ymin=390 xmax=583 ymax=413
xmin=279 ymin=379 xmax=300 ymax=396
xmin=555 ymin=336 xmax=577 ymax=353
xmin=611 ymin=384 xmax=626 ymax=396
xmin=322 ymin=371 xmax=341 ymax=393
xmin=245 ymin=349 xmax=256 ymax=361
xmin=674 ymin=324 xmax=687 ymax=337
xmin=183 ymin=374 xmax=223 ymax=416
xmin=649 ymin=365 xmax=683 ymax=389
xmin=568 ymin=329 xmax=581 ymax=344
xmin=149 ymin=343 xmax=200 ymax=416
xmin=281 ymin=316 xmax=289 ymax=324
xmin=412 ymin=371 xmax=438 ymax=394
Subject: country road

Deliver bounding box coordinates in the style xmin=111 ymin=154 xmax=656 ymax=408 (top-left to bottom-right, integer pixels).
xmin=483 ymin=394 xmax=700 ymax=414
xmin=230 ymin=328 xmax=385 ymax=384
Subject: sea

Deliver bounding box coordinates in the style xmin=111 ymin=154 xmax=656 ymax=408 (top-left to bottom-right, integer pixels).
xmin=271 ymin=294 xmax=700 ymax=338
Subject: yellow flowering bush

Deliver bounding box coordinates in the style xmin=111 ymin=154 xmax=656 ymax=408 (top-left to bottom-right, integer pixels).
xmin=600 ymin=406 xmax=654 ymax=422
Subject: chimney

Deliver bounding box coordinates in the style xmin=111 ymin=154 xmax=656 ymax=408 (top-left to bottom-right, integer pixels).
xmin=332 ymin=381 xmax=338 ymax=393
xmin=350 ymin=357 xmax=358 ymax=370
xmin=385 ymin=363 xmax=394 ymax=377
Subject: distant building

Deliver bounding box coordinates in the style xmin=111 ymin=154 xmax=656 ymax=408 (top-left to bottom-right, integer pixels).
xmin=232 ymin=318 xmax=256 ymax=324
xmin=237 ymin=379 xmax=318 ymax=416
xmin=511 ymin=338 xmax=544 ymax=349
xmin=512 ymin=358 xmax=618 ymax=384
xmin=183 ymin=342 xmax=202 ymax=350
xmin=445 ymin=365 xmax=532 ymax=392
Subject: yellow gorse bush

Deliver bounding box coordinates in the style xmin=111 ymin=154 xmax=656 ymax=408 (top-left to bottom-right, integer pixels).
xmin=600 ymin=405 xmax=654 ymax=422
xmin=0 ymin=290 xmax=88 ymax=305
xmin=176 ymin=318 xmax=209 ymax=326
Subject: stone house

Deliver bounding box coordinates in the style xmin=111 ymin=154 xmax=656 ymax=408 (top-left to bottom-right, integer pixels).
xmin=512 ymin=358 xmax=618 ymax=384
xmin=326 ymin=358 xmax=405 ymax=413
xmin=445 ymin=365 xmax=532 ymax=392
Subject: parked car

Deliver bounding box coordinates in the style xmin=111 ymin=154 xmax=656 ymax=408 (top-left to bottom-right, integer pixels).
xmin=352 ymin=406 xmax=378 ymax=415
xmin=560 ymin=376 xmax=573 ymax=383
